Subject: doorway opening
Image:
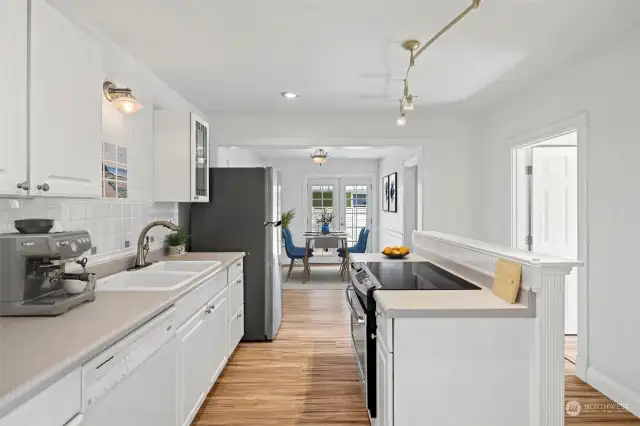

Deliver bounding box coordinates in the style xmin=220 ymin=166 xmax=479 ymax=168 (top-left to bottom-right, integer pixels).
xmin=513 ymin=129 xmax=579 ymax=361
xmin=402 ymin=164 xmax=418 ymax=249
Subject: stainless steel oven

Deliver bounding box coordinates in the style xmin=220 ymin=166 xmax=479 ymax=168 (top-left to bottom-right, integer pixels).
xmin=346 ymin=284 xmax=366 ymax=382
xmin=347 ymin=264 xmax=378 ymax=419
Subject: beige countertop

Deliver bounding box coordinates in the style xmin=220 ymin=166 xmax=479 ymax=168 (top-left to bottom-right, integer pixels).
xmin=374 ymin=286 xmax=533 ymax=319
xmin=353 ymin=252 xmax=534 ymax=319
xmin=0 ymin=251 xmax=244 ymax=417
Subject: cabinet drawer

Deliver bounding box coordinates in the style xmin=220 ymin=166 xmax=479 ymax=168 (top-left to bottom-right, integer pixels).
xmin=376 ymin=310 xmax=393 ymax=353
xmin=228 ymin=305 xmax=244 ymax=356
xmin=0 ymin=369 xmax=81 ymax=426
xmin=227 ymin=258 xmax=244 ymax=284
xmin=175 ymin=271 xmax=227 ymax=329
xmin=228 ymin=274 xmax=244 ymax=320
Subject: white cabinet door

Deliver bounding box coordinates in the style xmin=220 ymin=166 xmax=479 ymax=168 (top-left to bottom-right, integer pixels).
xmin=190 ymin=113 xmax=210 ymax=202
xmin=206 ymin=289 xmax=228 ymax=385
xmin=177 ymin=304 xmax=211 ymax=426
xmin=30 ymin=0 xmax=103 ymax=197
xmin=376 ymin=336 xmax=393 ymax=426
xmin=0 ymin=0 xmax=29 ymax=195
xmin=228 ymin=305 xmax=244 ymax=357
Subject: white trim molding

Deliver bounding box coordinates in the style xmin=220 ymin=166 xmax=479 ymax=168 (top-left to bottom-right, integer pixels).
xmin=508 ymin=112 xmax=590 ymax=381
xmin=587 ymin=367 xmax=640 ymax=418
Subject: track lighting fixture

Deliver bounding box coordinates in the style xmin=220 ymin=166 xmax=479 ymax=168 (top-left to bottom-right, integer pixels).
xmin=394 ymin=0 xmax=482 ymax=125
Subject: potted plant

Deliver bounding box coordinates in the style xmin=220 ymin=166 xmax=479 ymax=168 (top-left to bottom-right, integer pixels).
xmin=164 ymin=229 xmax=188 ymax=256
xmin=316 ymin=209 xmax=334 ymax=234
xmin=281 ymin=208 xmax=296 ymax=229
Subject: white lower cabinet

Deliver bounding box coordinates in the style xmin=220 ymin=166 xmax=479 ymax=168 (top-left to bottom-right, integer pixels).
xmin=206 ymin=289 xmax=229 ymax=385
xmin=376 ymin=334 xmax=393 ymax=426
xmin=177 ymin=303 xmax=211 ymax=426
xmin=228 ymin=305 xmax=245 ymax=357
xmin=177 ymin=286 xmax=230 ymax=426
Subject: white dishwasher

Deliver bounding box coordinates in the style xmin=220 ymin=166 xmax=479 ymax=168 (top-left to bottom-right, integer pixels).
xmin=81 ymin=308 xmax=178 ymax=426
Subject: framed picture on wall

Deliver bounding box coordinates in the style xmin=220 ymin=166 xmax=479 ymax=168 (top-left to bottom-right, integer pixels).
xmin=389 ymin=172 xmax=398 ymax=213
xmin=382 ymin=175 xmax=389 ymax=211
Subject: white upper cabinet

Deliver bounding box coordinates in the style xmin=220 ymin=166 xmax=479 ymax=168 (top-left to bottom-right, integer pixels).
xmin=29 ymin=0 xmax=103 ymax=197
xmin=154 ymin=111 xmax=210 ymax=202
xmin=0 ymin=0 xmax=29 ymax=196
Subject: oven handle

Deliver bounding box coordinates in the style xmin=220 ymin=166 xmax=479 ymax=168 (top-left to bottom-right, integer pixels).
xmin=345 ymin=285 xmax=365 ymax=324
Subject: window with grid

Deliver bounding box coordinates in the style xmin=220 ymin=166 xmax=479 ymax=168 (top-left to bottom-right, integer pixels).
xmin=311 ymin=185 xmax=334 ymax=232
xmin=344 ymin=185 xmax=368 ymax=246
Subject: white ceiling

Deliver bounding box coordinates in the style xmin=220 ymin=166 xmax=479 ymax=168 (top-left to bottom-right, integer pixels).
xmin=50 ymin=0 xmax=640 ymax=114
xmin=236 ymin=146 xmax=418 ymax=160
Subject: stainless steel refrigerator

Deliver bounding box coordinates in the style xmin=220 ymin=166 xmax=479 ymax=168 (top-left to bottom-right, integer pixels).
xmin=190 ymin=167 xmax=282 ymax=341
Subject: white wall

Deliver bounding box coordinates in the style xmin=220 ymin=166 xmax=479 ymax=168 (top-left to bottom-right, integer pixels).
xmin=211 ymin=110 xmax=482 ymax=240
xmin=479 ymin=28 xmax=640 ymax=413
xmin=378 ymin=148 xmax=420 ymax=249
xmin=217 ymin=147 xmax=269 ymax=167
xmin=0 ymin=2 xmax=212 ymax=262
xmin=270 ymin=158 xmax=378 ymax=247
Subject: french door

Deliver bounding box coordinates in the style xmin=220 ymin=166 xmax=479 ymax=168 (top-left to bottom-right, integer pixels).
xmin=307 ymin=177 xmax=372 ymax=250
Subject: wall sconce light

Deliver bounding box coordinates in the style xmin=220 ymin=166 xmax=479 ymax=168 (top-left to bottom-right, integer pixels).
xmin=103 ymin=81 xmax=143 ymax=115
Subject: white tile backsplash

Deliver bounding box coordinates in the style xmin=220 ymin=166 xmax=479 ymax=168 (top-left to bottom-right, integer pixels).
xmin=0 ymin=199 xmax=179 ymax=258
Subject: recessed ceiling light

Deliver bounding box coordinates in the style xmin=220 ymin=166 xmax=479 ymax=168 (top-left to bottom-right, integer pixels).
xmin=281 ymin=92 xmax=299 ymax=99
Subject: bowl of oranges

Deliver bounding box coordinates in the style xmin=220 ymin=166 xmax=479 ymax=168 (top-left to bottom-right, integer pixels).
xmin=382 ymin=246 xmax=410 ymax=259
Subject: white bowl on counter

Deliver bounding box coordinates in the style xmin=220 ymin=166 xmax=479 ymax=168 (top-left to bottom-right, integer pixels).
xmin=63 ymin=280 xmax=87 ymax=295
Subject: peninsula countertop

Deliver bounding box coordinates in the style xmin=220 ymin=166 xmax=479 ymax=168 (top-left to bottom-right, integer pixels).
xmin=350 ymin=252 xmax=533 ymax=319
xmin=0 ymin=251 xmax=244 ymax=417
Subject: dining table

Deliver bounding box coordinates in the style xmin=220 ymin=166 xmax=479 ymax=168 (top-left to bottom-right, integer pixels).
xmin=302 ymin=231 xmax=349 ymax=283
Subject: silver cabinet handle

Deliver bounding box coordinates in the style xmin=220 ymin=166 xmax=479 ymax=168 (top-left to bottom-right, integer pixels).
xmin=237 ymin=312 xmax=242 ymax=319
xmin=205 ymin=304 xmax=214 ymax=314
xmin=236 ymin=262 xmax=241 ymax=267
xmin=371 ymin=333 xmax=378 ymax=340
xmin=37 ymin=183 xmax=50 ymax=191
xmin=237 ymin=279 xmax=241 ymax=285
xmin=17 ymin=181 xmax=29 ymax=190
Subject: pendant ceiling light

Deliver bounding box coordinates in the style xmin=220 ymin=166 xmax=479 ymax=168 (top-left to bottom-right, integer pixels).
xmin=310 ymin=149 xmax=329 ymax=166
xmin=394 ymin=0 xmax=481 ymax=126
xmin=103 ymin=81 xmax=144 ymax=115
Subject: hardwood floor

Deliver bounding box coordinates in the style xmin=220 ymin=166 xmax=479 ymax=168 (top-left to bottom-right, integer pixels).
xmin=192 ymin=289 xmax=370 ymax=425
xmin=193 ymin=289 xmax=639 ymax=425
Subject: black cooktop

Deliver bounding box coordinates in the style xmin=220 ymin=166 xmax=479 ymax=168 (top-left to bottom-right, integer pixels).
xmin=364 ymin=261 xmax=481 ymax=291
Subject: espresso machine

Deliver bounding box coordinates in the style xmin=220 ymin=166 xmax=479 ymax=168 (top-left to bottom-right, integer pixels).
xmin=0 ymin=221 xmax=97 ymax=316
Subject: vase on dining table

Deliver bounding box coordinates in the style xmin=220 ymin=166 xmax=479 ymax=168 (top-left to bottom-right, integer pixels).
xmin=321 ymin=223 xmax=330 ymax=234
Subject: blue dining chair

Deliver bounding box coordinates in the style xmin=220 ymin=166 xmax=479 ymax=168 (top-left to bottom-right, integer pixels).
xmin=282 ymin=228 xmax=313 ymax=282
xmin=338 ymin=228 xmax=369 ymax=258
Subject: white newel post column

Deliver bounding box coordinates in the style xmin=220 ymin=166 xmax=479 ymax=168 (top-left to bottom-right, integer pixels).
xmin=530 ymin=267 xmax=573 ymax=426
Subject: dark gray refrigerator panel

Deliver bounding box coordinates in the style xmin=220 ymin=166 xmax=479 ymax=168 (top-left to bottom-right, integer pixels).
xmin=190 ymin=167 xmax=281 ymax=341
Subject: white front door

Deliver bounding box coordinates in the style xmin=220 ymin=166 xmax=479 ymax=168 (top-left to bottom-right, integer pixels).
xmin=532 ymin=145 xmax=578 ymax=334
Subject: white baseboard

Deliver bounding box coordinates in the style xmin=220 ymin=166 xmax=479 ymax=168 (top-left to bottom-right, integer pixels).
xmin=587 ymin=366 xmax=640 ymax=417
xmin=575 ymin=354 xmax=588 ymax=382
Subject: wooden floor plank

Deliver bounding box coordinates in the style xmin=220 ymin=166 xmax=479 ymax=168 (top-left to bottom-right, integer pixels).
xmin=193 ymin=289 xmax=639 ymax=425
